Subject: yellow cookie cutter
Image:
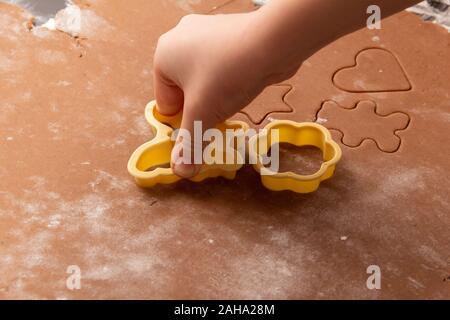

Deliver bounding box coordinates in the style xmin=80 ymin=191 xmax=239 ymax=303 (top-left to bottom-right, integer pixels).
xmin=127 ymin=100 xmax=249 ymax=187
xmin=128 ymin=101 xmax=342 ymax=193
xmin=248 ymin=121 xmax=342 ymax=193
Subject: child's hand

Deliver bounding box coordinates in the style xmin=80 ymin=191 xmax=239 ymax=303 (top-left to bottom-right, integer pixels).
xmin=153 ymin=0 xmax=420 ymax=178
xmin=153 ymin=12 xmax=299 ymax=178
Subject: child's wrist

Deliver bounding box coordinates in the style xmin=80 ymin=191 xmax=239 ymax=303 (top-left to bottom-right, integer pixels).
xmin=247 ymin=5 xmax=326 ymax=85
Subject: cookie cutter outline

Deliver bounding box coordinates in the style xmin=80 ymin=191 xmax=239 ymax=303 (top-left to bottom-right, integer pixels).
xmin=248 ymin=121 xmax=342 ymax=193
xmin=127 ymin=100 xmax=249 ymax=188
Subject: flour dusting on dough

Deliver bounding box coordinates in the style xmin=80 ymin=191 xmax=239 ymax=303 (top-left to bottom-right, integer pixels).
xmin=316 ymin=117 xmax=328 ymax=124
xmin=382 ymin=168 xmax=427 ymax=194
xmin=173 ymin=0 xmax=202 ymax=12
xmin=37 ymin=49 xmax=67 ymax=64
xmin=0 ymin=11 xmax=23 ymax=40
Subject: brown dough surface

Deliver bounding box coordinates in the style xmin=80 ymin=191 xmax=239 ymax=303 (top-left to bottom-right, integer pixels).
xmin=0 ymin=0 xmax=449 ymax=299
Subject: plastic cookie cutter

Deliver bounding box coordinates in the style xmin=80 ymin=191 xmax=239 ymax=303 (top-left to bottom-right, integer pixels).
xmin=248 ymin=121 xmax=342 ymax=193
xmin=127 ymin=100 xmax=249 ymax=187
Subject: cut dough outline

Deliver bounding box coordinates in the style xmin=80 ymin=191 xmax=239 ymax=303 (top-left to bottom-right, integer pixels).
xmin=315 ymin=99 xmax=411 ymax=153
xmin=332 ymin=47 xmax=413 ymax=93
xmin=238 ymin=84 xmax=294 ymax=125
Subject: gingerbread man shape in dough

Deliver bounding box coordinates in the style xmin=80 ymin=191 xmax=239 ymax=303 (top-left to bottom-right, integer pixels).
xmin=316 ymin=100 xmax=410 ymax=153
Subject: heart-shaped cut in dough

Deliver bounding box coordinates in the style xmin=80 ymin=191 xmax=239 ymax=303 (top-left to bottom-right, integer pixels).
xmin=333 ymin=48 xmax=412 ymax=93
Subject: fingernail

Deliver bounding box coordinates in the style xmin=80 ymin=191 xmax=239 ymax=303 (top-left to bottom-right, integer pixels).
xmin=172 ymin=151 xmax=199 ymax=178
xmin=173 ymin=162 xmax=198 ymax=178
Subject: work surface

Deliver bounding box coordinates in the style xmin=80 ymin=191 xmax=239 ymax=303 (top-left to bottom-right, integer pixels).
xmin=0 ymin=0 xmax=449 ymax=299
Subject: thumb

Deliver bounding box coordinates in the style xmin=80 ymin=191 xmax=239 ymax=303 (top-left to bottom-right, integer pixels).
xmin=171 ymin=98 xmax=221 ymax=179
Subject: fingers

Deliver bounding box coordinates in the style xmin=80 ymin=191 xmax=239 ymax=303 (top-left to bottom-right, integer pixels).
xmin=171 ymin=96 xmax=222 ymax=178
xmin=153 ymin=68 xmax=184 ymax=116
